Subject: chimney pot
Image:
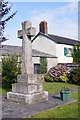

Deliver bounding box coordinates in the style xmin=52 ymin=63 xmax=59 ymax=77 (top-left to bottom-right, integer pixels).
xmin=39 ymin=21 xmax=48 ymax=34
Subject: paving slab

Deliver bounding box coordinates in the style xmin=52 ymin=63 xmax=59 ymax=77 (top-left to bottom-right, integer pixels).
xmin=2 ymin=89 xmax=78 ymax=119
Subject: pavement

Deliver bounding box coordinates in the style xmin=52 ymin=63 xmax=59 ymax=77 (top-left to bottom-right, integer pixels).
xmin=1 ymin=88 xmax=78 ymax=119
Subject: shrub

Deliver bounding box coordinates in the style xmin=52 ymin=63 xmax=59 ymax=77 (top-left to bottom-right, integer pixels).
xmin=68 ymin=67 xmax=80 ymax=85
xmin=48 ymin=64 xmax=70 ymax=82
xmin=2 ymin=54 xmax=21 ymax=89
xmin=59 ymin=74 xmax=69 ymax=83
xmin=72 ymin=43 xmax=80 ymax=63
xmin=60 ymin=86 xmax=70 ymax=92
xmin=38 ymin=57 xmax=47 ymax=74
xmin=45 ymin=73 xmax=54 ymax=82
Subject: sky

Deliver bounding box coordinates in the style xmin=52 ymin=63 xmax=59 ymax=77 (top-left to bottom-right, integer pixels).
xmin=2 ymin=1 xmax=78 ymax=46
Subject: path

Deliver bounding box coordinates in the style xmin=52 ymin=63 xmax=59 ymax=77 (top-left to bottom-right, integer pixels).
xmin=2 ymin=88 xmax=78 ymax=119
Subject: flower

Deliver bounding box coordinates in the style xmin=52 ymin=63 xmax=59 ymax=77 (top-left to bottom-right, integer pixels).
xmin=48 ymin=64 xmax=71 ymax=81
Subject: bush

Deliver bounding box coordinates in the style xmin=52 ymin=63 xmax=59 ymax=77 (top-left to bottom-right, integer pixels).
xmin=48 ymin=64 xmax=70 ymax=82
xmin=68 ymin=67 xmax=80 ymax=85
xmin=45 ymin=73 xmax=54 ymax=82
xmin=59 ymin=74 xmax=69 ymax=83
xmin=2 ymin=54 xmax=21 ymax=89
xmin=72 ymin=43 xmax=80 ymax=63
xmin=38 ymin=57 xmax=47 ymax=74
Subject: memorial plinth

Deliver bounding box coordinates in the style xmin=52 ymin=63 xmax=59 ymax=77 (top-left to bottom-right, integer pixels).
xmin=7 ymin=21 xmax=48 ymax=104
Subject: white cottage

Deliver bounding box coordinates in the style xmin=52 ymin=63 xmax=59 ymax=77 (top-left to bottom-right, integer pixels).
xmin=32 ymin=21 xmax=78 ymax=65
xmin=0 ymin=21 xmax=79 ymax=74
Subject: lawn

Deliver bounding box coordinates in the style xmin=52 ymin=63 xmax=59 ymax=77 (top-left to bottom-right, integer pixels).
xmin=43 ymin=82 xmax=78 ymax=94
xmin=29 ymin=91 xmax=79 ymax=118
xmin=29 ymin=82 xmax=79 ymax=118
xmin=0 ymin=82 xmax=78 ymax=95
xmin=30 ymin=101 xmax=78 ymax=118
xmin=0 ymin=82 xmax=79 ymax=118
xmin=0 ymin=88 xmax=11 ymax=95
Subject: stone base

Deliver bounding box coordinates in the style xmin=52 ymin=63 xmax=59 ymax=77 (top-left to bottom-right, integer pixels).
xmin=7 ymin=91 xmax=48 ymax=104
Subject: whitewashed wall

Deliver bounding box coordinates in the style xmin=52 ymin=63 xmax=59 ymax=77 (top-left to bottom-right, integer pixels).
xmin=56 ymin=44 xmax=73 ymax=63
xmin=32 ymin=35 xmax=73 ymax=64
xmin=32 ymin=57 xmax=40 ymax=64
xmin=32 ymin=35 xmax=57 ymax=56
xmin=47 ymin=58 xmax=57 ymax=71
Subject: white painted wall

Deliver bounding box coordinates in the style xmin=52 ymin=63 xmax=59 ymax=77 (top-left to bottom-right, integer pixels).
xmin=32 ymin=34 xmax=73 ymax=64
xmin=47 ymin=58 xmax=57 ymax=71
xmin=32 ymin=57 xmax=40 ymax=64
xmin=56 ymin=44 xmax=73 ymax=63
xmin=32 ymin=35 xmax=57 ymax=56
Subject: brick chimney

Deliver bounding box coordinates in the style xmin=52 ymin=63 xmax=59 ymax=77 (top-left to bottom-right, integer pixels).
xmin=39 ymin=21 xmax=48 ymax=34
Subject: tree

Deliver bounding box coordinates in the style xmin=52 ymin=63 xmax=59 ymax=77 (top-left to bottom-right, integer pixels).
xmin=38 ymin=57 xmax=47 ymax=74
xmin=2 ymin=54 xmax=21 ymax=89
xmin=72 ymin=42 xmax=80 ymax=63
xmin=0 ymin=0 xmax=17 ymax=43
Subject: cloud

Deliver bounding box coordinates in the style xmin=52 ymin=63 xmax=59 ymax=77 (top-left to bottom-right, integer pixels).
xmin=2 ymin=2 xmax=78 ymax=46
xmin=30 ymin=2 xmax=78 ymax=40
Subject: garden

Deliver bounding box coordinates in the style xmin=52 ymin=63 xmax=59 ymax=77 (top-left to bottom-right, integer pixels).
xmin=0 ymin=46 xmax=80 ymax=118
xmin=30 ymin=83 xmax=79 ymax=118
xmin=0 ymin=82 xmax=79 ymax=118
xmin=0 ymin=1 xmax=80 ymax=118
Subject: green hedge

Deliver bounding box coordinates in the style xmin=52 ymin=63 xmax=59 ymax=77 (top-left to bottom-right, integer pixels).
xmin=2 ymin=54 xmax=21 ymax=89
xmin=38 ymin=57 xmax=47 ymax=74
xmin=68 ymin=67 xmax=80 ymax=85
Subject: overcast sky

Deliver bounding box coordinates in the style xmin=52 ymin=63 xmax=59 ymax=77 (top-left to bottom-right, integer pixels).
xmin=2 ymin=1 xmax=78 ymax=46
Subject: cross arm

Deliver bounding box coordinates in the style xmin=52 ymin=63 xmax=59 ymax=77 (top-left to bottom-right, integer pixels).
xmin=26 ymin=27 xmax=36 ymax=37
xmin=18 ymin=30 xmax=23 ymax=39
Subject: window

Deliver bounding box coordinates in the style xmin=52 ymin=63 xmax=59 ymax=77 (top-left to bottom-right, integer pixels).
xmin=64 ymin=47 xmax=72 ymax=56
xmin=34 ymin=64 xmax=40 ymax=74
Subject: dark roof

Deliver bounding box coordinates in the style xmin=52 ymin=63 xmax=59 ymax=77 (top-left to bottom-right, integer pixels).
xmin=1 ymin=45 xmax=21 ymax=55
xmin=1 ymin=45 xmax=57 ymax=58
xmin=48 ymin=34 xmax=79 ymax=45
xmin=32 ymin=32 xmax=79 ymax=45
xmin=32 ymin=49 xmax=57 ymax=58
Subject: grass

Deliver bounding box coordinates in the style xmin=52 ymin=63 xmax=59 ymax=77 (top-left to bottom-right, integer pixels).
xmin=0 ymin=82 xmax=78 ymax=96
xmin=0 ymin=88 xmax=11 ymax=95
xmin=29 ymin=82 xmax=79 ymax=118
xmin=0 ymin=82 xmax=79 ymax=118
xmin=30 ymin=92 xmax=79 ymax=118
xmin=43 ymin=82 xmax=78 ymax=94
xmin=30 ymin=102 xmax=78 ymax=118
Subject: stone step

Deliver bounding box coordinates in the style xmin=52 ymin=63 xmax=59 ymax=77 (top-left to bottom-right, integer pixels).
xmin=7 ymin=91 xmax=48 ymax=104
xmin=12 ymin=82 xmax=43 ymax=94
xmin=17 ymin=74 xmax=37 ymax=84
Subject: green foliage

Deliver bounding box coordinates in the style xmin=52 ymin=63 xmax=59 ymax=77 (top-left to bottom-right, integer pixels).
xmin=38 ymin=57 xmax=47 ymax=74
xmin=68 ymin=67 xmax=80 ymax=85
xmin=72 ymin=43 xmax=80 ymax=63
xmin=0 ymin=88 xmax=11 ymax=95
xmin=60 ymin=86 xmax=70 ymax=92
xmin=2 ymin=54 xmax=21 ymax=89
xmin=59 ymin=74 xmax=69 ymax=83
xmin=45 ymin=73 xmax=54 ymax=82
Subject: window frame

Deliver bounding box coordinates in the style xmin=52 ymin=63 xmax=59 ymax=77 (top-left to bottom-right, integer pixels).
xmin=64 ymin=47 xmax=72 ymax=57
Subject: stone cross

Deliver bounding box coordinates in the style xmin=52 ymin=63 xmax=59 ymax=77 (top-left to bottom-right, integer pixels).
xmin=7 ymin=20 xmax=48 ymax=104
xmin=18 ymin=21 xmax=36 ymax=75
